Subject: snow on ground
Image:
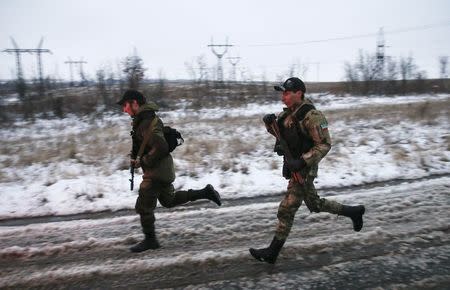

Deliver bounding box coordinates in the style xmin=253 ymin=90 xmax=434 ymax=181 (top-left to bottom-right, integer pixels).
xmin=162 ymin=93 xmax=450 ymax=120
xmin=0 ymin=93 xmax=449 ymax=219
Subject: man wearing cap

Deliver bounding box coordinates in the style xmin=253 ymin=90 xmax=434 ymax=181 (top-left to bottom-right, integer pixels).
xmin=118 ymin=89 xmax=222 ymax=253
xmin=249 ymin=77 xmax=365 ymax=264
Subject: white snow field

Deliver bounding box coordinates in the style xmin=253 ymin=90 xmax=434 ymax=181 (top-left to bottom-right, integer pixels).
xmin=0 ymin=93 xmax=448 ymax=219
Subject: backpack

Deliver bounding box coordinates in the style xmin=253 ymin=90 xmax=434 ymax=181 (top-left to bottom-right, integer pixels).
xmin=163 ymin=126 xmax=184 ymax=152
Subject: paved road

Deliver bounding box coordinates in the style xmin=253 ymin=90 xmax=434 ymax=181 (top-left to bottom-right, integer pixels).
xmin=0 ymin=176 xmax=449 ymax=289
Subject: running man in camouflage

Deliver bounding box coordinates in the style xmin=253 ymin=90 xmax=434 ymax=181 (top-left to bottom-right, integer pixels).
xmin=249 ymin=77 xmax=365 ymax=264
xmin=118 ymin=90 xmax=222 ymax=253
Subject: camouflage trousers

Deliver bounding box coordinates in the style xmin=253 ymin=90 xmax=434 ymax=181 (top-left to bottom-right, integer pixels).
xmin=135 ymin=176 xmax=191 ymax=235
xmin=275 ymin=176 xmax=343 ymax=240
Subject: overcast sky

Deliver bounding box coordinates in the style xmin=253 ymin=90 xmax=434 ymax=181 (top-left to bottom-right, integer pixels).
xmin=1 ymin=0 xmax=449 ymax=82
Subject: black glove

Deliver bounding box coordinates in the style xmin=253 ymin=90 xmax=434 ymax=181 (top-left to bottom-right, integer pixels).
xmin=273 ymin=141 xmax=284 ymax=156
xmin=140 ymin=154 xmax=156 ymax=169
xmin=263 ymin=114 xmax=276 ymax=125
xmin=130 ymin=159 xmax=141 ymax=168
xmin=287 ymin=157 xmax=307 ymax=171
xmin=282 ymin=162 xmax=291 ymax=179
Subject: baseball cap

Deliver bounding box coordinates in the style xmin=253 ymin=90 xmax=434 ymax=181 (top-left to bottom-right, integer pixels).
xmin=274 ymin=77 xmax=306 ymax=93
xmin=117 ymin=89 xmax=147 ymax=105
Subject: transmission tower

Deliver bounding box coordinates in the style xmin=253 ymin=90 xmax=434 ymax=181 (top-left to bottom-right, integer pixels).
xmin=2 ymin=37 xmax=51 ymax=83
xmin=35 ymin=37 xmax=52 ymax=90
xmin=3 ymin=37 xmax=24 ymax=80
xmin=208 ymin=38 xmax=233 ymax=82
xmin=375 ymin=28 xmax=385 ymax=80
xmin=227 ymin=56 xmax=241 ymax=82
xmin=64 ymin=58 xmax=87 ymax=86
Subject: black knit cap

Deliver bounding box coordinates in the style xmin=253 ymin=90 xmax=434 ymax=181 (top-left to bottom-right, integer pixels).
xmin=274 ymin=77 xmax=306 ymax=93
xmin=117 ymin=89 xmax=147 ymax=105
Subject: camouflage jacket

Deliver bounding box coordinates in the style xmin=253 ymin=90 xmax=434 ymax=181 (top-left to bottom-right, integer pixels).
xmin=275 ymin=98 xmax=332 ymax=177
xmin=131 ymin=102 xmax=175 ymax=183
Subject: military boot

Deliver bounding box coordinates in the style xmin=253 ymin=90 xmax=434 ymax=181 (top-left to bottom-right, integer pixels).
xmin=188 ymin=184 xmax=222 ymax=206
xmin=130 ymin=232 xmax=160 ymax=253
xmin=249 ymin=237 xmax=285 ymax=264
xmin=340 ymin=205 xmax=365 ymax=232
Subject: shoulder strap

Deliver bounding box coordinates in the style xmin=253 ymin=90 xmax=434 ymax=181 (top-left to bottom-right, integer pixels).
xmin=136 ymin=117 xmax=158 ymax=159
xmin=293 ymin=103 xmax=316 ymax=121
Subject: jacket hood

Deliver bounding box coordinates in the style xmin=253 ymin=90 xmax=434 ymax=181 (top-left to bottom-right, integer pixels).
xmin=303 ymin=98 xmax=314 ymax=106
xmin=132 ymin=102 xmax=159 ymax=127
xmin=138 ymin=102 xmax=159 ymax=113
xmin=284 ymin=97 xmax=315 ymax=112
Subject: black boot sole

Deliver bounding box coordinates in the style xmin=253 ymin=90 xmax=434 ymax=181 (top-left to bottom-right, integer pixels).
xmin=129 ymin=245 xmax=160 ymax=253
xmin=206 ymin=184 xmax=222 ymax=206
xmin=353 ymin=205 xmax=365 ymax=232
xmin=249 ymin=248 xmax=276 ymax=264
xmin=129 ymin=241 xmax=160 ymax=253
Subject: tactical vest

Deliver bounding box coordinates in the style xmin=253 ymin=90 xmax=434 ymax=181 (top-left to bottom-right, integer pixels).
xmin=278 ymin=103 xmax=315 ymax=158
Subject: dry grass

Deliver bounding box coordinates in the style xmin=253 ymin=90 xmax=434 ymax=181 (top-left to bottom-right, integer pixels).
xmin=1 ymin=97 xmax=448 ymax=184
xmin=390 ymin=145 xmax=410 ymax=162
xmin=170 ymin=116 xmax=265 ymax=175
xmin=0 ymin=122 xmax=130 ymax=183
xmin=326 ymin=98 xmax=450 ymax=125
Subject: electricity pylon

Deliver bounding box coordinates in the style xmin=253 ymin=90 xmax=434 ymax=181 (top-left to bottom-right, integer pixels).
xmin=208 ymin=38 xmax=233 ymax=82
xmin=2 ymin=37 xmax=52 ymax=96
xmin=64 ymin=58 xmax=87 ymax=86
xmin=2 ymin=37 xmax=52 ymax=83
xmin=227 ymin=56 xmax=241 ymax=81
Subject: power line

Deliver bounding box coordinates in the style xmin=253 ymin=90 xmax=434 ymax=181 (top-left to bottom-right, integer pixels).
xmin=242 ymin=21 xmax=450 ymax=47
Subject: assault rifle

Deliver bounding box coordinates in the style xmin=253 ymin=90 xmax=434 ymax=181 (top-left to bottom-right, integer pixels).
xmin=263 ymin=114 xmax=305 ymax=185
xmin=129 ymin=165 xmax=134 ymax=191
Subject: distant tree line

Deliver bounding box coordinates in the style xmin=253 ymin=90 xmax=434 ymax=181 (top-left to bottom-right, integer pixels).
xmin=0 ymin=49 xmax=273 ymax=123
xmin=0 ymin=48 xmax=448 ymax=123
xmin=344 ymin=50 xmax=449 ymax=95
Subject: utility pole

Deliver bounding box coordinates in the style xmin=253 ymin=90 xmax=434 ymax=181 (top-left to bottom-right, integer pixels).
xmin=64 ymin=58 xmax=87 ymax=86
xmin=227 ymin=56 xmax=241 ymax=82
xmin=65 ymin=58 xmax=75 ymax=86
xmin=208 ymin=38 xmax=233 ymax=82
xmin=78 ymin=58 xmax=88 ymax=85
xmin=304 ymin=62 xmax=320 ymax=82
xmin=375 ymin=27 xmax=385 ymax=80
xmin=316 ymin=62 xmax=320 ymax=82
